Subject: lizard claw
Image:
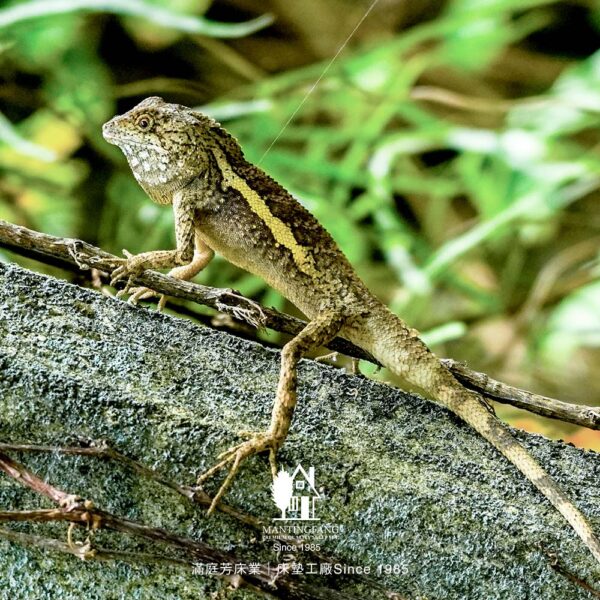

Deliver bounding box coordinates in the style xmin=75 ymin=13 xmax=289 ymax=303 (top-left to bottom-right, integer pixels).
xmin=125 ymin=286 xmax=168 ymax=310
xmin=197 ymin=431 xmax=280 ymax=514
xmin=114 ymin=276 xmax=135 ymax=297
xmin=94 ymin=256 xmax=127 ymax=272
xmin=110 ymin=266 xmax=128 ymax=288
xmin=110 ymin=249 xmax=142 ymax=288
xmin=111 ymin=252 xmax=168 ymax=309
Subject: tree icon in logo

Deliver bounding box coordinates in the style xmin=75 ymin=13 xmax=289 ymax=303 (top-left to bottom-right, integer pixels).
xmin=271 ymin=465 xmax=321 ymax=520
xmin=271 ymin=469 xmax=294 ymax=520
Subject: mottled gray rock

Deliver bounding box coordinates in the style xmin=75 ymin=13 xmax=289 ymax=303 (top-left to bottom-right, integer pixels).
xmin=0 ymin=262 xmax=599 ymax=599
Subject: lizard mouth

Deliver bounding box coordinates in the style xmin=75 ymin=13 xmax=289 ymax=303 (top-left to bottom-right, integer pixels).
xmin=101 ymin=128 xmax=167 ymax=156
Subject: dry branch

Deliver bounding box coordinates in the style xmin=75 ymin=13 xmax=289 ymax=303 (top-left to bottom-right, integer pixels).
xmin=0 ymin=218 xmax=596 ymax=430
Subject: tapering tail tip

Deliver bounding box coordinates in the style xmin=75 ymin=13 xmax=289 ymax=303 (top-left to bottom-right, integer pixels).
xmin=355 ymin=307 xmax=600 ymax=565
xmin=454 ymin=389 xmax=600 ymax=566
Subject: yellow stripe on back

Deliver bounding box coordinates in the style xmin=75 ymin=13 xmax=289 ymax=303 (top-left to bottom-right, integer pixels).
xmin=212 ymin=147 xmax=317 ymax=277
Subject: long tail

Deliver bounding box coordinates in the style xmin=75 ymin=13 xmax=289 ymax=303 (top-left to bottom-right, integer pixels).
xmin=445 ymin=385 xmax=600 ymax=563
xmin=349 ymin=304 xmax=600 ymax=564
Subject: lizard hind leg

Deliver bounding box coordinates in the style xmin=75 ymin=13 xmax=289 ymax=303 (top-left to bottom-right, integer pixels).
xmin=198 ymin=311 xmax=346 ymax=515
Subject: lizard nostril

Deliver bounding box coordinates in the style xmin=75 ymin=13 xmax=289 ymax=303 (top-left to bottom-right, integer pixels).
xmin=102 ymin=121 xmax=116 ymax=142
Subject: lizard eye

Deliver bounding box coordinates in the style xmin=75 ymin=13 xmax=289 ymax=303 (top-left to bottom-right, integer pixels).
xmin=136 ymin=115 xmax=153 ymax=130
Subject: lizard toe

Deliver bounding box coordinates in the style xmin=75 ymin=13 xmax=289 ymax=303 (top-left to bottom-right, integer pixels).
xmin=198 ymin=431 xmax=279 ymax=514
xmin=126 ymin=286 xmax=158 ymax=305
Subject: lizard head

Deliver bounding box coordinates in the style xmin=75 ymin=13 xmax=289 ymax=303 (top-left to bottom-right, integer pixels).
xmin=102 ymin=96 xmax=220 ymax=198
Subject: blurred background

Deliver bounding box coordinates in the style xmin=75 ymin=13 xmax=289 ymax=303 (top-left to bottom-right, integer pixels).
xmin=0 ymin=0 xmax=599 ymax=448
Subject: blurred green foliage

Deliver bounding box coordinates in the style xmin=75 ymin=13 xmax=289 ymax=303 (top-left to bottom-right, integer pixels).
xmin=1 ymin=0 xmax=599 ymax=441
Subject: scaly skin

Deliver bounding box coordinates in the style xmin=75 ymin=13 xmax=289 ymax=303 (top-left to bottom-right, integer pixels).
xmin=103 ymin=97 xmax=600 ymax=564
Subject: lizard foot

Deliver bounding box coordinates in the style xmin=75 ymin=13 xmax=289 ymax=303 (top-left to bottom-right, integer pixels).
xmin=197 ymin=430 xmax=280 ymax=515
xmin=121 ymin=286 xmax=168 ymax=310
xmin=110 ymin=250 xmax=168 ymax=308
xmin=110 ymin=249 xmax=144 ymax=288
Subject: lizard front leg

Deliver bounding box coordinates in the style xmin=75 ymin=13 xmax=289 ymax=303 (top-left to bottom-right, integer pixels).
xmin=127 ymin=232 xmax=214 ymax=309
xmin=198 ymin=311 xmax=346 ymax=514
xmin=111 ymin=190 xmax=202 ymax=306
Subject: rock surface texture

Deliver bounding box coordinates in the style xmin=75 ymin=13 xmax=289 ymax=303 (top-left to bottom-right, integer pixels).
xmin=0 ymin=263 xmax=599 ymax=599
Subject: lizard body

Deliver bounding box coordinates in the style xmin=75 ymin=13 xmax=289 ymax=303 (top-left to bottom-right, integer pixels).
xmin=103 ymin=96 xmax=600 ymax=564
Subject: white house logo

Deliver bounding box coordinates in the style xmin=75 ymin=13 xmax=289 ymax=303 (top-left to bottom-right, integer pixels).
xmin=271 ymin=465 xmax=320 ymax=521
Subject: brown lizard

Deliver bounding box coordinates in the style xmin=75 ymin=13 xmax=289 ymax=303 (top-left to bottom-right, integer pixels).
xmin=102 ymin=96 xmax=600 ymax=564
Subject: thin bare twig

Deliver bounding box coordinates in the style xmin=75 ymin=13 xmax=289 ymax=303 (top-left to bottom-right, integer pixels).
xmin=0 ymin=441 xmax=355 ymax=569
xmin=0 ymin=451 xmax=378 ymax=600
xmin=442 ymin=359 xmax=600 ymax=431
xmin=0 ymin=527 xmax=193 ymax=567
xmin=0 ymin=441 xmax=262 ymax=528
xmin=544 ymin=549 xmax=600 ymax=599
xmin=0 ymin=452 xmax=77 ymax=506
xmin=0 ymin=219 xmax=375 ymax=363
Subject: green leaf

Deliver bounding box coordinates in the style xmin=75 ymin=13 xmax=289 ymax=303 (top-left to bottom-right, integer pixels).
xmin=0 ymin=0 xmax=274 ymax=39
xmin=2 ymin=8 xmax=80 ymax=69
xmin=539 ymin=280 xmax=600 ymax=366
xmin=100 ymin=173 xmax=164 ymax=254
xmin=0 ymin=110 xmax=57 ymax=161
xmin=508 ymin=50 xmax=600 ymax=136
xmin=43 ymin=45 xmax=113 ymax=132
